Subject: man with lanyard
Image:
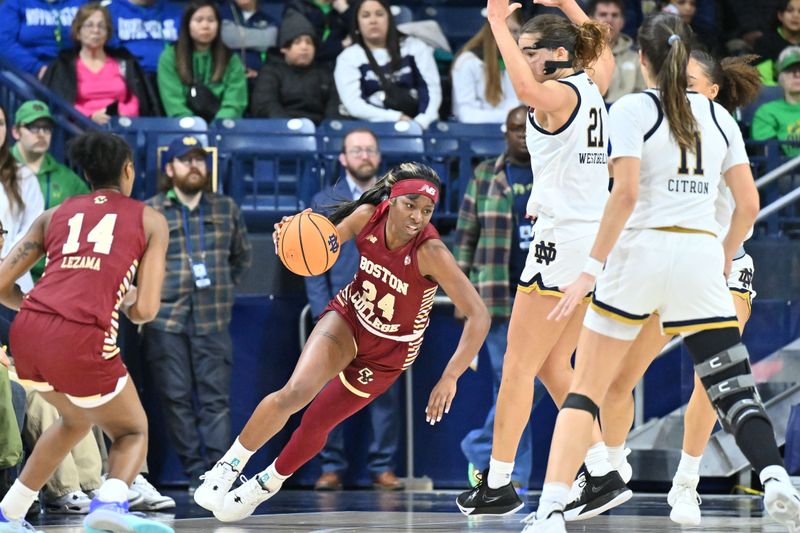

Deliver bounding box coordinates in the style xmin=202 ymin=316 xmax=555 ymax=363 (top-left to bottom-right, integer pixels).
xmin=143 ymin=135 xmax=251 ymax=494
xmin=455 ymin=106 xmax=547 ymax=491
xmin=11 ymin=100 xmax=88 ymax=282
xmin=304 ymin=128 xmax=405 ymax=491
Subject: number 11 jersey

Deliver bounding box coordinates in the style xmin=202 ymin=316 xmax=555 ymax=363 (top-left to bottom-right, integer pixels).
xmin=22 ymin=190 xmax=146 ymax=332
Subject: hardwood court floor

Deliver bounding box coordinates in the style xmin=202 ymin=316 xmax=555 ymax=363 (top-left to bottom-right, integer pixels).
xmin=31 ymin=490 xmax=792 ymax=532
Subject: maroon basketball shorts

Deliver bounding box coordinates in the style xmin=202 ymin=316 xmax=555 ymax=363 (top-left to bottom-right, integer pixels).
xmin=11 ymin=309 xmax=128 ymax=407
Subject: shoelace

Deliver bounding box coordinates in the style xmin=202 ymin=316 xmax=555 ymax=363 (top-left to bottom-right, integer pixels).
xmin=521 ymin=511 xmax=537 ymax=525
xmin=674 ymin=483 xmax=702 ymax=505
xmin=234 ymin=475 xmax=270 ymax=503
xmin=133 ymin=476 xmax=159 ymax=497
xmin=200 ymin=462 xmax=239 ymax=483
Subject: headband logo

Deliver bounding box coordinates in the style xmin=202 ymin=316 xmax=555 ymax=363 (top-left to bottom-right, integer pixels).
xmin=419 ymin=184 xmax=437 ymax=196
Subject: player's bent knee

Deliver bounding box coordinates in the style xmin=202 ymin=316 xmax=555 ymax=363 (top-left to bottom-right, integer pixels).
xmin=275 ymin=382 xmax=316 ymax=412
xmin=562 ymin=393 xmax=599 ymax=420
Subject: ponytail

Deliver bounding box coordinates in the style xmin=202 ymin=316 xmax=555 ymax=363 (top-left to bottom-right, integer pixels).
xmin=521 ymin=15 xmax=607 ymax=73
xmin=573 ymin=20 xmax=608 ymax=71
xmin=638 ymin=13 xmax=697 ymax=151
xmin=328 ymin=162 xmax=441 ymax=225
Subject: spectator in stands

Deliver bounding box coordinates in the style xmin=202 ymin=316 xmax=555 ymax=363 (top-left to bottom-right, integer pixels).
xmin=588 ymin=0 xmax=645 ymax=104
xmin=752 ymin=46 xmax=800 ymax=156
xmin=251 ymin=12 xmax=340 ymax=123
xmin=456 ymin=106 xmax=545 ymax=491
xmin=42 ymin=3 xmax=159 ymax=126
xmin=157 ymin=0 xmax=248 ymax=121
xmin=143 ymin=135 xmax=251 ymax=494
xmin=334 ymin=0 xmax=441 ymax=129
xmin=10 ymin=101 xmax=87 ymax=284
xmin=105 ymin=0 xmax=182 ymax=91
xmin=305 ymin=128 xmax=403 ymax=491
xmin=0 ymin=0 xmax=84 ymax=78
xmin=755 ymin=0 xmax=800 ymax=85
xmin=220 ymin=0 xmax=278 ymax=78
xmin=284 ymin=0 xmax=353 ymax=64
xmin=719 ymin=0 xmax=784 ymax=55
xmin=0 ymin=104 xmax=43 ymax=294
xmin=451 ymin=12 xmax=522 ymax=124
xmin=659 ymin=0 xmax=719 ymax=53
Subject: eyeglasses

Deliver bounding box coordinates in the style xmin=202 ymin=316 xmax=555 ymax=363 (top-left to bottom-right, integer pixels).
xmin=81 ymin=22 xmax=108 ymax=31
xmin=346 ymin=147 xmax=379 ymax=157
xmin=22 ymin=125 xmax=52 ymax=135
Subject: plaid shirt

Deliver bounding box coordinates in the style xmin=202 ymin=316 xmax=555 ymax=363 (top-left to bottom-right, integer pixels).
xmin=146 ymin=190 xmax=252 ymax=334
xmin=455 ymin=155 xmax=515 ymax=319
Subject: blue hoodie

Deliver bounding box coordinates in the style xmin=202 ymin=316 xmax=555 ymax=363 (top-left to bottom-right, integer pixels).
xmin=105 ymin=0 xmax=182 ymax=74
xmin=0 ymin=0 xmax=83 ymax=75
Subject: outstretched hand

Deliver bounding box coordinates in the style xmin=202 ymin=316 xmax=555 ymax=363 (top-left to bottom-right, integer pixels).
xmin=273 ymin=208 xmax=312 ymax=254
xmin=425 ymin=375 xmax=457 ymax=426
xmin=547 ymin=272 xmax=595 ymax=321
xmin=533 ymin=0 xmax=571 ymax=7
xmin=486 ymin=0 xmax=522 ymax=23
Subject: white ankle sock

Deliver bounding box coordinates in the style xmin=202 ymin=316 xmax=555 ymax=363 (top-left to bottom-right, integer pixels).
xmin=97 ymin=477 xmax=128 ymax=503
xmin=487 ymin=457 xmax=514 ymax=489
xmin=760 ymin=464 xmax=790 ymax=485
xmin=607 ymin=443 xmax=627 ymax=469
xmin=257 ymin=461 xmax=289 ymax=492
xmin=221 ymin=437 xmax=255 ymax=472
xmin=538 ymin=482 xmax=570 ymax=516
xmin=0 ymin=480 xmax=38 ymax=520
xmin=675 ymin=451 xmax=702 ymax=481
xmin=585 ymin=442 xmax=614 ymax=477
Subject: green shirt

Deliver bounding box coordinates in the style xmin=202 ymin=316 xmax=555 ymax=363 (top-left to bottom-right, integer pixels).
xmin=157 ymin=45 xmax=248 ymax=119
xmin=12 ymin=145 xmax=89 ymax=281
xmin=751 ymin=97 xmax=800 ymax=156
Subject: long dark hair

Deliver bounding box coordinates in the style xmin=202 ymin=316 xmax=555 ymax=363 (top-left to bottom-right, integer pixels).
xmin=351 ymin=0 xmax=403 ymax=72
xmin=329 ymin=162 xmax=440 ymax=225
xmin=690 ymin=51 xmax=761 ymax=113
xmin=520 ymin=14 xmax=608 ymax=72
xmin=638 ymin=13 xmax=696 ymax=151
xmin=175 ymin=0 xmax=231 ymax=85
xmin=67 ymin=131 xmax=133 ymax=190
xmin=0 ymin=105 xmax=22 ymax=214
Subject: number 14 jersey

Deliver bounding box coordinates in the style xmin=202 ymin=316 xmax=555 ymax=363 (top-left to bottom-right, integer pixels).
xmin=22 ymin=191 xmax=146 ymax=331
xmin=327 ymin=200 xmax=439 ymax=370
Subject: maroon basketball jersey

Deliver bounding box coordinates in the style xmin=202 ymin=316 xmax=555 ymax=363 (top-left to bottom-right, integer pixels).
xmin=333 ymin=200 xmax=439 ymax=367
xmin=22 ymin=191 xmax=146 ymax=359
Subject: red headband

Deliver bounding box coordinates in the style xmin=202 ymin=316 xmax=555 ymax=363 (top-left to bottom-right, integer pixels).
xmin=389 ymin=179 xmax=439 ymax=203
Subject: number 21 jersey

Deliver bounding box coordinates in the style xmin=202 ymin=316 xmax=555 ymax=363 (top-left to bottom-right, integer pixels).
xmin=22 ymin=191 xmax=147 ymax=332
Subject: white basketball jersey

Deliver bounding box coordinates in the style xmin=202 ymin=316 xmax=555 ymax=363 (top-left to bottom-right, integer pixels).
xmin=525 ymin=71 xmax=610 ymax=223
xmin=610 ymin=90 xmax=749 ymax=233
xmin=714 ymin=182 xmax=753 ymax=245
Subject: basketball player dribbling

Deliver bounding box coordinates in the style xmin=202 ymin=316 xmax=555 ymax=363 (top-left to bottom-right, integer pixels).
xmin=0 ymin=131 xmax=172 ymax=533
xmin=193 ymin=163 xmax=491 ymax=522
xmin=529 ymin=13 xmax=800 ymax=533
xmin=597 ymin=51 xmax=764 ymax=527
xmin=457 ymin=0 xmax=630 ymax=520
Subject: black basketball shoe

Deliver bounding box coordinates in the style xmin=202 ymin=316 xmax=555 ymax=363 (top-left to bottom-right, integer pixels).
xmin=563 ymin=469 xmax=632 ymax=521
xmin=456 ymin=469 xmax=524 ymax=516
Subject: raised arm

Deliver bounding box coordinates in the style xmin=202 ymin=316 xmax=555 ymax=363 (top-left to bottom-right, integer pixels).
xmin=123 ymin=206 xmax=168 ymax=324
xmin=0 ymin=211 xmax=51 ymax=309
xmin=418 ymin=239 xmax=490 ymax=425
xmin=487 ymin=0 xmax=576 ymax=113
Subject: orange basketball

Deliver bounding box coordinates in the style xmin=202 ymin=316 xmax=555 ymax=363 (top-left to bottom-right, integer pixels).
xmin=277 ymin=212 xmax=341 ymax=276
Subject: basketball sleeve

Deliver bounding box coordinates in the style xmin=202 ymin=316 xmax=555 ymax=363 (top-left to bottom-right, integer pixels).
xmin=609 ymin=94 xmax=648 ymax=160
xmin=718 ymin=108 xmax=750 ymax=174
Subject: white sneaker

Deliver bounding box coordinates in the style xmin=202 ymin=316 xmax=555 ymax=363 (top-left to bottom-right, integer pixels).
xmin=667 ymin=475 xmax=701 ymax=526
xmin=193 ymin=461 xmax=241 ymax=513
xmin=98 ymin=474 xmax=143 ymax=507
xmin=214 ymin=475 xmax=281 ymax=523
xmin=129 ymin=475 xmax=176 ymax=511
xmin=520 ymin=506 xmax=567 ymax=533
xmin=43 ymin=490 xmax=91 ymax=514
xmin=764 ymin=477 xmax=800 ymax=532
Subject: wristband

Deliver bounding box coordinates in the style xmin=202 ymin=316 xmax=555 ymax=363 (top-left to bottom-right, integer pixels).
xmin=582 ymin=257 xmax=604 ymax=278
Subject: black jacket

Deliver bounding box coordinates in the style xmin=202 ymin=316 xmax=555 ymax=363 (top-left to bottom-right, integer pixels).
xmin=251 ymin=56 xmax=340 ymax=124
xmin=283 ymin=0 xmax=352 ymax=64
xmin=42 ymin=47 xmax=160 ymax=117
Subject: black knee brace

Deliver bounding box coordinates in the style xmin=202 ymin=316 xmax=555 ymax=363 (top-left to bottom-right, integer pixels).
xmin=685 ymin=330 xmax=771 ymax=437
xmin=562 ymin=393 xmax=599 ymax=420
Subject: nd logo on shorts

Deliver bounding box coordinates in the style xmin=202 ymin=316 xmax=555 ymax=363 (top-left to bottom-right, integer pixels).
xmin=357 ymin=368 xmax=374 ymax=385
xmin=534 ymin=240 xmax=557 ymax=266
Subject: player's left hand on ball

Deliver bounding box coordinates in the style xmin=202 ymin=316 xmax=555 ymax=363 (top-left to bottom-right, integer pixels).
xmin=273 ymin=208 xmax=312 ymax=253
xmin=426 ymin=375 xmax=457 ymax=426
xmin=548 ymin=272 xmax=594 ymax=321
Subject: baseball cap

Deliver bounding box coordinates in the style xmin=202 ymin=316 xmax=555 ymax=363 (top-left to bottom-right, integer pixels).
xmin=14 ymin=100 xmax=53 ymax=126
xmin=777 ymin=47 xmax=800 ymax=74
xmin=163 ymin=135 xmax=208 ymax=164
